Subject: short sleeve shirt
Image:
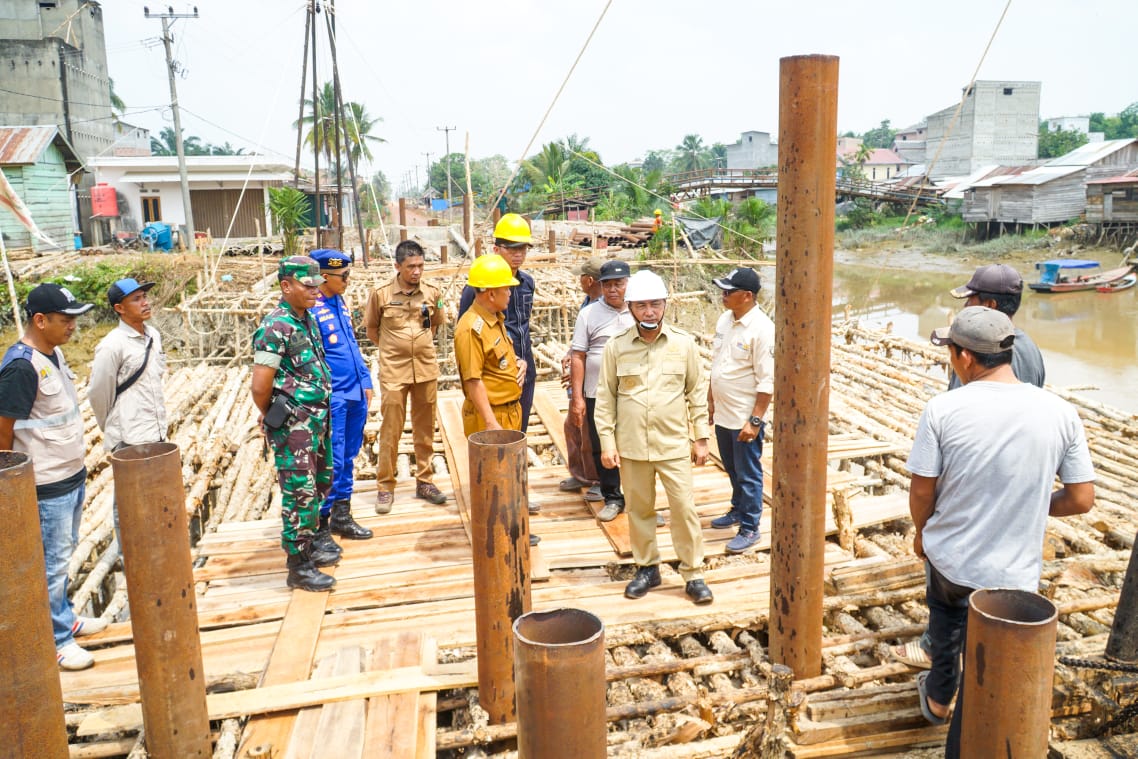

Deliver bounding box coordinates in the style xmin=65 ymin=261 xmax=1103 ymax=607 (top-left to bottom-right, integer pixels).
xmin=363 ymin=277 xmax=443 ymax=384
xmin=458 ymin=268 xmax=535 ymax=367
xmin=709 ymin=306 xmax=776 ymax=429
xmin=311 ymin=291 xmax=373 ymax=400
xmin=252 ymin=303 xmax=332 ymax=409
xmin=570 ymin=300 xmax=634 ymax=398
xmin=454 ymin=301 xmax=522 ymax=406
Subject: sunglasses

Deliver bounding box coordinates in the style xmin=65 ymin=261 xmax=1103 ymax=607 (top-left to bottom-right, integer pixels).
xmin=324 ymin=271 xmax=350 ymax=281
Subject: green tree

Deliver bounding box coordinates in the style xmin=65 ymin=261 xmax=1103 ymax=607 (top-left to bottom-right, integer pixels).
xmin=642 ymin=150 xmax=672 ymax=174
xmin=341 ymin=101 xmax=386 ymax=164
xmin=267 ymin=186 xmax=310 ymax=256
xmin=295 ymin=82 xmax=386 ymax=171
xmin=861 ymin=119 xmax=896 ymax=149
xmin=1089 ymin=103 xmax=1138 ymax=139
xmin=1038 ymin=123 xmax=1089 ymax=159
xmin=108 ymin=77 xmax=126 ymax=117
xmin=676 ymin=134 xmax=709 ymax=172
xmin=710 ymin=142 xmax=728 ymax=168
xmin=207 ymin=141 xmax=246 ymax=156
xmin=149 ymin=127 xmax=206 ymax=156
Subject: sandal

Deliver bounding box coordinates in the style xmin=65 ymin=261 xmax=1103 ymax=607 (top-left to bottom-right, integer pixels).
xmin=916 ymin=671 xmax=947 ymax=726
xmin=891 ymin=639 xmax=932 ymax=669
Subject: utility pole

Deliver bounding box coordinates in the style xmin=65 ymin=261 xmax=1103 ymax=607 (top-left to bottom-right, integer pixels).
xmin=145 ymin=5 xmax=199 ymax=253
xmin=437 ymin=125 xmax=455 ymax=220
xmin=422 ymin=151 xmax=433 ymax=192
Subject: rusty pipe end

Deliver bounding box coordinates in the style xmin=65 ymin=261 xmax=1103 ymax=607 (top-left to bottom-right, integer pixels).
xmin=0 ymin=450 xmax=31 ymax=473
xmin=969 ymin=588 xmax=1057 ymax=628
xmin=514 ymin=608 xmax=604 ymax=648
xmin=109 ymin=441 xmax=180 ymax=465
xmin=469 ymin=429 xmax=527 ymax=448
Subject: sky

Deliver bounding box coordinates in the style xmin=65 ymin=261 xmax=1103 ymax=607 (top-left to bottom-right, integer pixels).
xmin=102 ymin=0 xmax=1138 ymax=194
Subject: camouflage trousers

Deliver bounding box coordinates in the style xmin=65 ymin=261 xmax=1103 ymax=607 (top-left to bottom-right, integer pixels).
xmin=267 ymin=410 xmax=332 ymax=555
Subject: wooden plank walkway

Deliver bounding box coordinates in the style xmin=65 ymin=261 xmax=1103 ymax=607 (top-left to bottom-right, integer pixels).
xmin=62 ymin=383 xmax=912 ymax=756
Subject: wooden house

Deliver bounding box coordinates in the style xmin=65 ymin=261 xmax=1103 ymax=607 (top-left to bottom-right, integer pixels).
xmin=1086 ymin=168 xmax=1138 ymax=224
xmin=962 ymin=139 xmax=1138 ymax=235
xmin=0 ymin=125 xmax=84 ymax=253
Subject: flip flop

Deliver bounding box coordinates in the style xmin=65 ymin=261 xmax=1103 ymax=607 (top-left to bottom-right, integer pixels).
xmin=892 ymin=639 xmax=932 ymax=669
xmin=916 ymin=671 xmax=947 ymax=726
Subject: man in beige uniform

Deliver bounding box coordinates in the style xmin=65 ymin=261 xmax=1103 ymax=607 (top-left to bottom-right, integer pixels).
xmin=595 ymin=269 xmax=713 ymax=605
xmin=364 ymin=240 xmax=446 ymax=511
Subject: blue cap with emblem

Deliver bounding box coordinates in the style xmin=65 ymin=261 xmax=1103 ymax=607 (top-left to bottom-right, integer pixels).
xmin=309 ymin=248 xmax=353 ymax=270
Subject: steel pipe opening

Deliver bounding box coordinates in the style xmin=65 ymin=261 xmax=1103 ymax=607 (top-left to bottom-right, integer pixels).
xmin=109 ymin=442 xmax=211 ymax=758
xmin=514 ymin=608 xmax=606 ymax=759
xmin=0 ymin=451 xmax=69 ymax=758
xmin=960 ymin=588 xmax=1058 ymax=757
xmin=468 ymin=428 xmax=532 ymax=724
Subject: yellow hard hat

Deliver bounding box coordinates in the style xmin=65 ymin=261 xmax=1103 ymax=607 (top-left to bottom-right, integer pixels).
xmin=654 ymin=208 xmax=662 ymax=215
xmin=493 ymin=213 xmax=533 ymax=245
xmin=468 ymin=254 xmax=520 ymax=289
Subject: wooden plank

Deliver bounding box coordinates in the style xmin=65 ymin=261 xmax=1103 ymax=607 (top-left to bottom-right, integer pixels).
xmin=279 ymin=656 xmax=336 ymax=759
xmin=77 ymin=663 xmax=477 ymax=736
xmin=236 ymin=566 xmax=338 ymax=759
xmin=363 ymin=632 xmax=423 ymax=757
xmin=791 ymin=724 xmax=946 ymax=758
xmin=531 ymin=387 xmax=570 ymax=461
xmin=310 ymin=647 xmax=366 ymax=759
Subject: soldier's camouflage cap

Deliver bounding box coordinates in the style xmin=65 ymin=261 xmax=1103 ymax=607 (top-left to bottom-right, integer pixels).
xmin=278 ymin=256 xmax=325 ymax=286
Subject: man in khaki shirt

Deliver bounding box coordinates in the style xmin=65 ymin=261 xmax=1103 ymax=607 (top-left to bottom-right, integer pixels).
xmin=595 ymin=269 xmax=712 ymax=605
xmin=364 ymin=240 xmax=446 ymax=512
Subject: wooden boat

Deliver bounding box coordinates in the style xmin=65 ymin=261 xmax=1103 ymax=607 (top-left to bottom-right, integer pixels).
xmin=1029 ymin=259 xmax=1138 ymax=293
xmin=1096 ymin=272 xmax=1137 ymax=293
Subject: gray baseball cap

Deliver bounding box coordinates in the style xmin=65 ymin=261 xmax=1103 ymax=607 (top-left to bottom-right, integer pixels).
xmin=930 ymin=306 xmax=1015 ymax=353
xmin=950 ymin=264 xmax=1023 ymax=298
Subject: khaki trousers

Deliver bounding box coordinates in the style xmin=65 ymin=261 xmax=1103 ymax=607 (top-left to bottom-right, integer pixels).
xmin=461 ymin=399 xmax=522 ymax=438
xmin=622 ymin=457 xmax=704 ymax=581
xmin=376 ymin=379 xmax=438 ymax=491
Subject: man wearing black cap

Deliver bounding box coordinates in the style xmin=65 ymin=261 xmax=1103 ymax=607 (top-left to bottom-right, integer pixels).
xmin=89 ymin=278 xmax=167 ymax=454
xmin=906 ymin=306 xmax=1094 ymax=754
xmin=947 ymin=263 xmax=1044 ymax=390
xmin=0 ymin=283 xmax=105 ymax=670
xmin=707 ymin=267 xmax=774 ymax=554
xmin=558 ymin=256 xmax=604 ymax=495
xmin=569 ymin=259 xmax=634 ymax=522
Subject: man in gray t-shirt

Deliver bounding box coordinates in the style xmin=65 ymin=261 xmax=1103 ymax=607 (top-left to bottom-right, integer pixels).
xmin=569 ymin=260 xmax=635 ymax=522
xmin=904 ymin=307 xmax=1094 ymax=756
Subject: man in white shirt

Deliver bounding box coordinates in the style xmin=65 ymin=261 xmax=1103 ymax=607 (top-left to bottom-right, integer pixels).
xmin=707 ymin=268 xmax=774 ymax=553
xmin=906 ymin=306 xmax=1094 ymax=755
xmin=89 ymin=279 xmax=167 ymax=453
xmin=569 ymin=260 xmax=634 ymax=522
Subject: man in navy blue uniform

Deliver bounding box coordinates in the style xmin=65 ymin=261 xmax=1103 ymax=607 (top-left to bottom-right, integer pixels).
xmin=309 ymin=249 xmax=374 ymax=554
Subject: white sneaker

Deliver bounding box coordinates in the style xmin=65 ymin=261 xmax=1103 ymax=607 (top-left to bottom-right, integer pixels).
xmin=71 ymin=616 xmax=108 ymax=637
xmin=57 ymin=642 xmax=94 ymax=671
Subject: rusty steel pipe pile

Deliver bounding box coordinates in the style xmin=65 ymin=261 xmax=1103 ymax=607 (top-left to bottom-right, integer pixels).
xmin=1106 ymin=529 xmax=1138 ymax=662
xmin=0 ymin=452 xmax=69 ymax=758
xmin=109 ymin=442 xmax=211 ymax=758
xmin=960 ymin=589 xmax=1058 ymax=757
xmin=769 ymin=54 xmax=839 ymax=679
xmin=513 ymin=608 xmax=606 ymax=759
xmin=469 ymin=428 xmax=532 ymax=724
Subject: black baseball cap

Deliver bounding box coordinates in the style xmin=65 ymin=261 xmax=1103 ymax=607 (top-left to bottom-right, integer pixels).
xmin=713 ymin=267 xmax=761 ymax=293
xmin=950 ymin=264 xmax=1023 ymax=298
xmin=598 ymin=260 xmax=631 ymax=281
xmin=26 ymin=283 xmax=94 ymax=317
xmin=108 ymin=278 xmax=156 ymax=306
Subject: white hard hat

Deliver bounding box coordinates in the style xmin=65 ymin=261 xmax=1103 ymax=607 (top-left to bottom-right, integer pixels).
xmin=624 ymin=269 xmax=668 ymax=302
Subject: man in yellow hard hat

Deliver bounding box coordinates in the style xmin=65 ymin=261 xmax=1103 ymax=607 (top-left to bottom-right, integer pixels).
xmin=454 ymin=253 xmax=540 ymax=546
xmin=458 ymin=213 xmax=537 ymax=431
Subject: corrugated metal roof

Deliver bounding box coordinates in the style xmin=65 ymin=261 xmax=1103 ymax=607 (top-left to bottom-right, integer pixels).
xmin=973 ymin=164 xmax=1083 ymax=187
xmin=1043 ymin=138 xmax=1138 ymax=167
xmin=1086 ymin=167 xmax=1138 ymax=185
xmin=119 ymin=170 xmax=293 ymax=183
xmin=0 ymin=125 xmax=59 ymax=165
xmin=943 ymin=165 xmax=1034 ymax=197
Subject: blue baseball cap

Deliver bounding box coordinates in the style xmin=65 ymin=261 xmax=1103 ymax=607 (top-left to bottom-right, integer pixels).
xmin=308 ymin=248 xmax=353 ymax=270
xmin=107 ymin=278 xmax=156 ymax=306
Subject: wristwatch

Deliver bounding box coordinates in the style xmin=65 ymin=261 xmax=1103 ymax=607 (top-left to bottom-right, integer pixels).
xmin=749 ymin=415 xmax=763 ymax=427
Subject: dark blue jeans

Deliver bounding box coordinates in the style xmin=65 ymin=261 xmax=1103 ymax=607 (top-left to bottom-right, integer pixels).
xmin=925 ymin=562 xmax=973 ymax=758
xmin=714 ymin=423 xmax=764 ymax=533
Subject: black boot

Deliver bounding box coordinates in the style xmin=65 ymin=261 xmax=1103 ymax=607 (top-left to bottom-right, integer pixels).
xmin=314 ymin=513 xmax=343 ymax=559
xmin=624 ymin=565 xmax=661 ymax=599
xmin=329 ymin=499 xmax=373 ymax=540
xmin=308 ymin=524 xmax=341 ymax=568
xmin=286 ymin=549 xmax=336 ymax=592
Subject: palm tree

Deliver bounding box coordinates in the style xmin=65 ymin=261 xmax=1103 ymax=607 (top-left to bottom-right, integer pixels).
xmin=108 ymin=78 xmax=126 ymax=118
xmin=295 ymin=82 xmax=386 ymax=169
xmin=522 ymin=142 xmax=571 ymax=189
xmin=149 ymin=127 xmax=205 ymax=156
xmin=341 ymin=101 xmax=386 ymax=165
xmin=676 ymin=134 xmax=709 ymax=173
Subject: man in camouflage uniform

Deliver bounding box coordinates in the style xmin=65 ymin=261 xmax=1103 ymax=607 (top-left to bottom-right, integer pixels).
xmin=250 ymin=257 xmax=338 ymax=592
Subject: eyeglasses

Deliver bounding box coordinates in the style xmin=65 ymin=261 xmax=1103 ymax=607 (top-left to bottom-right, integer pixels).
xmin=721 ymin=288 xmax=740 ymax=295
xmin=324 ymin=271 xmax=350 ymax=281
xmin=420 ymin=303 xmax=431 ymax=329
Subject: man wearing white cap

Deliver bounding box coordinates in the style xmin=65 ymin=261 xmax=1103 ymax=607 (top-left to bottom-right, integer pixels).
xmin=595 ymin=269 xmax=713 ymax=605
xmin=906 ymin=306 xmax=1094 ymax=755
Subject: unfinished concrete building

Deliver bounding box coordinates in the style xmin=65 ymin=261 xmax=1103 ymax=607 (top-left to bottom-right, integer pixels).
xmin=924 ymin=80 xmax=1040 ymax=179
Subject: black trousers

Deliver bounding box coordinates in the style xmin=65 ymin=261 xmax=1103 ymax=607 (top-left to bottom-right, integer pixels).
xmin=925 ymin=562 xmax=972 ymax=758
xmin=585 ymin=396 xmax=623 ymax=504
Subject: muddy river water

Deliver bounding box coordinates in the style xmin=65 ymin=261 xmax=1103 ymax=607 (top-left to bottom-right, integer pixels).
xmin=832 ymin=256 xmax=1138 ymax=414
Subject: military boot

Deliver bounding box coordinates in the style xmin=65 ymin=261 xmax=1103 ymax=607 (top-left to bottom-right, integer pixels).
xmin=329 ymin=499 xmax=373 ymax=540
xmin=286 ymin=549 xmax=336 ymax=592
xmin=314 ymin=513 xmax=343 ymax=559
xmin=308 ymin=529 xmax=341 ymax=568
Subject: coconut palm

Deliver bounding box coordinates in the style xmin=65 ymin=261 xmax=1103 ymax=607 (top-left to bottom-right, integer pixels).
xmin=149 ymin=127 xmax=206 ymax=156
xmin=295 ymin=81 xmax=386 ymax=169
xmin=676 ymin=134 xmax=709 ymax=173
xmin=341 ymin=101 xmax=386 ymax=165
xmin=522 ymin=142 xmax=571 ymax=189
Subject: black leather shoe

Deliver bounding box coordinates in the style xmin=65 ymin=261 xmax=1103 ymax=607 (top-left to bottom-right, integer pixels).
xmin=329 ymin=499 xmax=373 ymax=540
xmin=624 ymin=565 xmax=661 ymax=599
xmin=685 ymin=579 xmax=713 ymax=605
xmin=314 ymin=514 xmax=343 ymax=558
xmin=286 ymin=550 xmax=336 ymax=592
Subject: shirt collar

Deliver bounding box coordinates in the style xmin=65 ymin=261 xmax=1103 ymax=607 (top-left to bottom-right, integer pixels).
xmin=115 ymin=320 xmax=149 ymax=338
xmin=470 ymin=300 xmax=502 ymax=325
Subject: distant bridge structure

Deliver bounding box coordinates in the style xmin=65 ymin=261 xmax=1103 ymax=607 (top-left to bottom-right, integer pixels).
xmin=666 ymin=168 xmax=944 ymax=207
